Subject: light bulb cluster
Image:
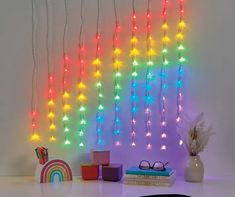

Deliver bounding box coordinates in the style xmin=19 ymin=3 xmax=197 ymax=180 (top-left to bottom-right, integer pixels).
xmin=130 ymin=8 xmax=140 ymax=147
xmin=144 ymin=6 xmax=156 ymax=150
xmin=93 ymin=32 xmax=104 ymax=146
xmin=62 ymin=55 xmax=72 ymax=145
xmin=160 ymin=0 xmax=170 ymax=151
xmin=48 ymin=75 xmax=56 ymax=142
xmin=176 ymin=0 xmax=186 ymax=145
xmin=77 ymin=43 xmax=87 ymax=148
xmin=112 ymin=21 xmax=122 ymax=146
xmin=30 ymin=110 xmax=40 ymax=141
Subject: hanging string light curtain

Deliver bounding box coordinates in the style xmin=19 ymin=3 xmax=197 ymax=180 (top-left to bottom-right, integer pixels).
xmin=28 ymin=0 xmax=188 ymax=148
xmin=176 ymin=0 xmax=186 ymax=145
xmin=130 ymin=0 xmax=140 ymax=147
xmin=112 ymin=0 xmax=122 ymax=146
xmin=46 ymin=0 xmax=56 ymax=142
xmin=77 ymin=0 xmax=86 ymax=147
xmin=144 ymin=0 xmax=156 ymax=150
xmin=62 ymin=0 xmax=72 ymax=145
xmin=160 ymin=0 xmax=170 ymax=151
xmin=92 ymin=0 xmax=105 ymax=146
xmin=30 ymin=0 xmax=40 ymax=141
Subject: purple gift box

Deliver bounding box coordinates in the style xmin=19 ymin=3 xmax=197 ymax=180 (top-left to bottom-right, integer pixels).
xmin=102 ymin=164 xmax=123 ymax=182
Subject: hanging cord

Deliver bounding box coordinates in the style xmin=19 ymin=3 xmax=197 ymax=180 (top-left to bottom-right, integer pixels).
xmin=96 ymin=0 xmax=100 ymax=35
xmin=46 ymin=0 xmax=50 ymax=75
xmin=45 ymin=0 xmax=55 ymax=77
xmin=63 ymin=0 xmax=69 ymax=60
xmin=31 ymin=0 xmax=37 ymax=111
xmin=78 ymin=0 xmax=84 ymax=47
xmin=114 ymin=0 xmax=118 ymax=25
xmin=95 ymin=0 xmax=100 ymax=58
xmin=132 ymin=0 xmax=135 ymax=13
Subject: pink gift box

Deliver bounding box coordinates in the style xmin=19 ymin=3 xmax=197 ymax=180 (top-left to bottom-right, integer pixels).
xmin=91 ymin=150 xmax=110 ymax=165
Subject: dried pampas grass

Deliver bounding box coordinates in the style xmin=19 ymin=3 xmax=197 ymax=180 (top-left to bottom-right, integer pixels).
xmin=179 ymin=113 xmax=213 ymax=156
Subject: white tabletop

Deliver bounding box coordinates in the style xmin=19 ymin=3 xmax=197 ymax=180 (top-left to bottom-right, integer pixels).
xmin=0 ymin=176 xmax=234 ymax=197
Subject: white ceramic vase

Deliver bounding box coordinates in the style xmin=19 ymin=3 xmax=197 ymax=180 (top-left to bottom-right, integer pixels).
xmin=185 ymin=155 xmax=204 ymax=182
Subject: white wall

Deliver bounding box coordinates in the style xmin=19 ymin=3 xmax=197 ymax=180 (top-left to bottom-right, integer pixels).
xmin=0 ymin=0 xmax=235 ymax=177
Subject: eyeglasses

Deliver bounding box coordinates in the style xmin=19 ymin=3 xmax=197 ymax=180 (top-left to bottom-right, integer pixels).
xmin=139 ymin=160 xmax=169 ymax=171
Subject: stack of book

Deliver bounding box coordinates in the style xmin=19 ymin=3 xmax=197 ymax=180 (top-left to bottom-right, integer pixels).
xmin=124 ymin=166 xmax=176 ymax=187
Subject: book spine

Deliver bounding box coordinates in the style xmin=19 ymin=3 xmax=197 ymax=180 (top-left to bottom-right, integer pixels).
xmin=124 ymin=174 xmax=173 ymax=180
xmin=124 ymin=177 xmax=173 ymax=184
xmin=125 ymin=170 xmax=175 ymax=177
xmin=124 ymin=180 xmax=172 ymax=187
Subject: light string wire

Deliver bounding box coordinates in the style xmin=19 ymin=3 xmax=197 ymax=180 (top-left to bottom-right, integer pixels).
xmin=176 ymin=0 xmax=186 ymax=145
xmin=77 ymin=0 xmax=86 ymax=147
xmin=130 ymin=0 xmax=140 ymax=147
xmin=145 ymin=0 xmax=156 ymax=150
xmin=62 ymin=0 xmax=72 ymax=145
xmin=160 ymin=0 xmax=170 ymax=150
xmin=30 ymin=0 xmax=40 ymax=141
xmin=92 ymin=0 xmax=105 ymax=146
xmin=112 ymin=0 xmax=122 ymax=146
xmin=46 ymin=0 xmax=56 ymax=142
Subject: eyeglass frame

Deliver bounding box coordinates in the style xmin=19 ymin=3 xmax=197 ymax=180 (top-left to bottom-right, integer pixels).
xmin=138 ymin=160 xmax=169 ymax=171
